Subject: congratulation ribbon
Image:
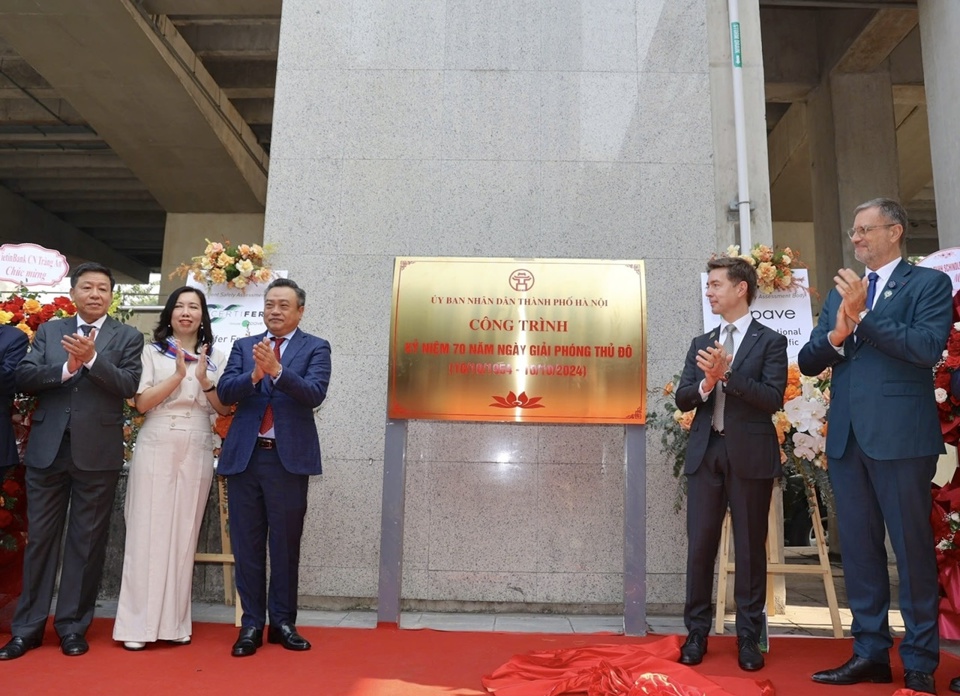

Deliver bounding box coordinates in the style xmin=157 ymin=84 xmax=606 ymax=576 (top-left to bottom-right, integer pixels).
xmin=154 ymin=337 xmax=217 ymax=372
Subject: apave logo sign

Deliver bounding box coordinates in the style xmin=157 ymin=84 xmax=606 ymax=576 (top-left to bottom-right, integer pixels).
xmin=0 ymin=243 xmax=69 ymax=286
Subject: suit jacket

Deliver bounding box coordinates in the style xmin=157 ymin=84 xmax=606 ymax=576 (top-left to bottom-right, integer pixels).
xmin=217 ymin=329 xmax=331 ymax=476
xmin=15 ymin=315 xmax=144 ymax=471
xmin=675 ymin=319 xmax=788 ymax=479
xmin=798 ymin=259 xmax=952 ymax=460
xmin=0 ymin=326 xmax=29 ymax=468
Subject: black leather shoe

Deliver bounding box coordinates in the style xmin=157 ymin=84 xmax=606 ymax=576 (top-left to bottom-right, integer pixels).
xmin=231 ymin=627 xmax=263 ymax=657
xmin=678 ymin=631 xmax=707 ymax=665
xmin=904 ymin=670 xmax=937 ymax=695
xmin=737 ymin=633 xmax=764 ymax=671
xmin=949 ymin=675 xmax=960 ymax=693
xmin=811 ymin=655 xmax=893 ymax=685
xmin=267 ymin=623 xmax=311 ymax=651
xmin=60 ymin=633 xmax=88 ymax=657
xmin=0 ymin=635 xmax=42 ymax=660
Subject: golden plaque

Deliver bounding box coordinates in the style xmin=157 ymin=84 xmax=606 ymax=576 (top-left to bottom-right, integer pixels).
xmin=388 ymin=258 xmax=647 ymax=424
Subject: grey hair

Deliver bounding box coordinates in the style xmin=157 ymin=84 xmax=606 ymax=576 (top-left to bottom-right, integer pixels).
xmin=854 ymin=197 xmax=908 ymax=247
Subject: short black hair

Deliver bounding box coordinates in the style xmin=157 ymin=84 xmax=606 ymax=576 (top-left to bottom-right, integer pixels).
xmin=266 ymin=277 xmax=306 ymax=307
xmin=706 ymin=256 xmax=758 ymax=305
xmin=71 ymin=261 xmax=115 ymax=289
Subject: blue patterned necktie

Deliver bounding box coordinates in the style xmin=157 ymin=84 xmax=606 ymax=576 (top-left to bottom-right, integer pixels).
xmin=865 ymin=272 xmax=879 ymax=310
xmin=79 ymin=324 xmax=94 ymax=336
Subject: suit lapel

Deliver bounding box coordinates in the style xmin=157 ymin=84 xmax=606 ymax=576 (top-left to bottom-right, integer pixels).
xmin=870 ymin=258 xmax=911 ymax=317
xmin=280 ymin=329 xmax=305 ymax=366
xmin=731 ymin=320 xmax=763 ymax=370
xmin=93 ymin=316 xmax=119 ymax=351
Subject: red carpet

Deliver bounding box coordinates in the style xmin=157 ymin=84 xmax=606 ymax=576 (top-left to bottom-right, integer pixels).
xmin=2 ymin=620 xmax=960 ymax=695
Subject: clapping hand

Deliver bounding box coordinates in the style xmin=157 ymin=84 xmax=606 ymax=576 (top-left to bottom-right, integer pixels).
xmin=62 ymin=328 xmax=97 ymax=373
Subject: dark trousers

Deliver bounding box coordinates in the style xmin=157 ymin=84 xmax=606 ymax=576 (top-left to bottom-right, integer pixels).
xmin=684 ymin=432 xmax=773 ymax=639
xmin=13 ymin=434 xmax=121 ymax=639
xmin=830 ymin=431 xmax=939 ymax=673
xmin=227 ymin=446 xmax=309 ymax=630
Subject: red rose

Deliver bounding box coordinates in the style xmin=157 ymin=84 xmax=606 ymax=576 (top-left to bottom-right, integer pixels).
xmin=0 ymin=509 xmax=13 ymax=528
xmin=1 ymin=479 xmax=19 ymax=496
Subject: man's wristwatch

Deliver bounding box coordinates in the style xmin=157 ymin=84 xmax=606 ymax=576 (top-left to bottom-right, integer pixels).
xmin=858 ymin=309 xmax=869 ymax=323
xmin=721 ymin=368 xmax=732 ymax=383
xmin=272 ymin=366 xmax=282 ymax=381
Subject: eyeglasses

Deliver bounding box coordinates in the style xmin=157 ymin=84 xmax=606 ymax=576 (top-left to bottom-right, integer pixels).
xmin=846 ymin=223 xmax=896 ymax=239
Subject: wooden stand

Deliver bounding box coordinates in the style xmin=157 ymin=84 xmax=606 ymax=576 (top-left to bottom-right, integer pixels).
xmin=193 ymin=475 xmax=242 ymax=626
xmin=714 ymin=484 xmax=842 ymax=638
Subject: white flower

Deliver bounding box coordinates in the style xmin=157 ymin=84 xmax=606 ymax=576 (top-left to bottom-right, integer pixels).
xmin=232 ymin=276 xmax=248 ymax=289
xmin=936 ymin=388 xmax=948 ymax=404
xmin=725 ymin=245 xmax=740 ymax=257
xmin=782 ymin=254 xmax=792 ymax=265
xmin=954 ymin=322 xmax=960 ymax=332
xmin=784 ymin=393 xmax=827 ymax=433
xmin=236 ymin=259 xmax=255 ymax=277
xmin=792 ymin=431 xmax=824 ymax=461
xmin=938 ymin=539 xmax=956 ymax=552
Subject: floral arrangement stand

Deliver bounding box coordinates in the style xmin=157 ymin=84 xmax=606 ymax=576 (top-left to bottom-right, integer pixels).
xmin=192 ymin=475 xmax=241 ymax=627
xmin=714 ymin=489 xmax=843 ymax=638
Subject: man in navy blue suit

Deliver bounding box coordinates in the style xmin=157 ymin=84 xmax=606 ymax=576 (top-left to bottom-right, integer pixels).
xmin=799 ymin=198 xmax=952 ymax=695
xmin=217 ymin=278 xmax=331 ymax=657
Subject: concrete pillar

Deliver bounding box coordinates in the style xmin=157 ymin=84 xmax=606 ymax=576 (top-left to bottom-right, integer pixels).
xmin=707 ymin=0 xmax=774 ymax=249
xmin=159 ymin=213 xmax=264 ymax=297
xmin=918 ymin=0 xmax=960 ymax=247
xmin=807 ymin=70 xmax=899 ymax=295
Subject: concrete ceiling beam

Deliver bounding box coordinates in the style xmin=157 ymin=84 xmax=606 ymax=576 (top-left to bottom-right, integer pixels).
xmin=233 ymin=98 xmax=274 ymax=125
xmin=0 ymin=184 xmax=150 ymax=282
xmin=761 ymin=9 xmax=820 ymax=102
xmin=142 ymin=0 xmax=281 ymax=16
xmin=10 ymin=178 xmax=149 ymax=193
xmin=0 ymin=152 xmax=129 ymax=169
xmin=0 ymin=168 xmax=140 ymax=179
xmin=0 ymin=98 xmax=83 ymax=124
xmin=896 ymin=103 xmax=932 ymax=203
xmin=45 ymin=200 xmax=162 ymax=213
xmin=0 ymin=0 xmax=268 ymax=213
xmin=174 ymin=20 xmax=279 ymax=59
xmin=204 ymin=59 xmax=276 ymax=99
xmin=834 ymin=9 xmax=918 ymax=72
xmin=60 ymin=211 xmax=166 ymax=228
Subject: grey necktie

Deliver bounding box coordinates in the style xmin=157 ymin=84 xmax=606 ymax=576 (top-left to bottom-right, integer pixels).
xmin=711 ymin=325 xmax=736 ymax=433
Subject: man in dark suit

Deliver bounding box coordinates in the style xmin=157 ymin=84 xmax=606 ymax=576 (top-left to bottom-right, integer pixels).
xmin=800 ymin=198 xmax=952 ymax=695
xmin=0 ymin=326 xmax=29 ymax=468
xmin=674 ymin=256 xmax=787 ymax=672
xmin=0 ymin=262 xmax=143 ymax=660
xmin=217 ymin=277 xmax=331 ymax=657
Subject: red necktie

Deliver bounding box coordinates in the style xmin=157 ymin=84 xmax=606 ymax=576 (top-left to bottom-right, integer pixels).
xmin=258 ymin=337 xmax=285 ymax=435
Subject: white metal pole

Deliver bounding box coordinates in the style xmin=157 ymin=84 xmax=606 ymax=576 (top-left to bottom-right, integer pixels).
xmin=728 ymin=0 xmax=752 ymax=251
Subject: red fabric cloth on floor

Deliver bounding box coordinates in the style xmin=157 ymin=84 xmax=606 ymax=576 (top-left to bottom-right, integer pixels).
xmin=482 ymin=635 xmax=774 ymax=696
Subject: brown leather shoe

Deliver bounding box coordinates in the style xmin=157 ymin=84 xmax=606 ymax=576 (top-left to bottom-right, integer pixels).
xmin=812 ymin=655 xmax=892 ymax=685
